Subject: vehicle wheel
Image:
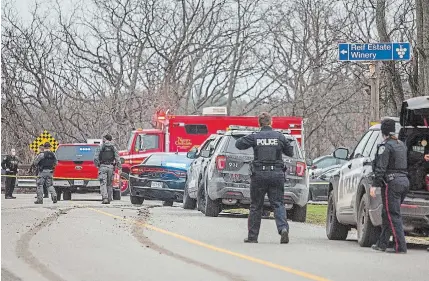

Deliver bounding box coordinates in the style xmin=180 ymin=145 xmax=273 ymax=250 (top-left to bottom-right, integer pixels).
xmin=197 ymin=179 xmax=206 ymax=214
xmin=120 ymin=172 xmax=130 ymax=195
xmin=204 ymin=184 xmax=221 ymax=217
xmin=289 ymin=204 xmax=307 ymax=222
xmin=63 ymin=190 xmax=72 ymax=201
xmin=112 ymin=189 xmax=121 ymax=200
xmin=55 ymin=188 xmax=62 ymax=201
xmin=130 ymin=195 xmax=144 ymax=205
xmin=326 ymin=190 xmax=349 ymax=240
xmin=183 ymin=183 xmax=196 ymax=209
xmin=357 ymin=195 xmax=380 ymax=247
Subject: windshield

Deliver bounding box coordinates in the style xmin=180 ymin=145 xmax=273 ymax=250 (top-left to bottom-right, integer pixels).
xmin=144 ymin=154 xmax=193 ymax=169
xmin=56 ymin=145 xmax=98 ymax=161
xmin=226 ymin=135 xmax=301 ymax=158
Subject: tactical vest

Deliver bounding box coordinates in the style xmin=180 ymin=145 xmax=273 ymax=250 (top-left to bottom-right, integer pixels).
xmin=40 ymin=151 xmax=55 ymax=170
xmin=377 ymin=138 xmax=408 ymax=174
xmin=254 ymin=132 xmax=283 ymax=165
xmin=99 ymin=145 xmax=115 ymax=164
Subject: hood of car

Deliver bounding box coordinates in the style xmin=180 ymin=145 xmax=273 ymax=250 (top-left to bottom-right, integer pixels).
xmin=400 ymin=96 xmax=429 ymax=127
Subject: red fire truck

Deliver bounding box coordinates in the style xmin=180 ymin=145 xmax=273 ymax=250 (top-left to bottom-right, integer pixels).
xmin=113 ymin=107 xmax=305 ymax=194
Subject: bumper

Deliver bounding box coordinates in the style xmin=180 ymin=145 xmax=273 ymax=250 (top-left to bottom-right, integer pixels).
xmin=53 ymin=179 xmax=101 ymax=192
xmin=207 ymin=179 xmax=308 ymax=209
xmin=129 ymin=176 xmax=185 ymax=202
xmin=369 ymin=188 xmax=429 ymax=232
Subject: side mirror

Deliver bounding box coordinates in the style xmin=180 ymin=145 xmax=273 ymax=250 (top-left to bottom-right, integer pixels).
xmin=120 ymin=158 xmax=125 ymax=164
xmin=320 ymin=174 xmax=327 ymax=180
xmin=333 ymin=148 xmax=349 ymax=160
xmin=187 ymin=148 xmax=198 ymax=159
xmin=306 ymin=159 xmax=313 ymax=167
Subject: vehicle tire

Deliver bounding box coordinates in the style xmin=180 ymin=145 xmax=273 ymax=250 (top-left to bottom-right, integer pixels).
xmin=63 ymin=190 xmax=72 ymax=201
xmin=120 ymin=172 xmax=130 ymax=195
xmin=204 ymin=183 xmax=221 ymax=217
xmin=112 ymin=189 xmax=121 ymax=201
xmin=197 ymin=179 xmax=206 ymax=214
xmin=130 ymin=195 xmax=144 ymax=205
xmin=289 ymin=204 xmax=307 ymax=222
xmin=326 ymin=190 xmax=349 ymax=240
xmin=183 ymin=183 xmax=197 ymax=209
xmin=357 ymin=195 xmax=380 ymax=247
xmin=55 ymin=188 xmax=62 ymax=201
xmin=163 ymin=200 xmax=174 ymax=207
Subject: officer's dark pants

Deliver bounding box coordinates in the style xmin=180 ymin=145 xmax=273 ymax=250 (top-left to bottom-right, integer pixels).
xmin=5 ymin=173 xmax=16 ymax=197
xmin=377 ymin=176 xmax=409 ymax=252
xmin=248 ymin=170 xmax=288 ymax=241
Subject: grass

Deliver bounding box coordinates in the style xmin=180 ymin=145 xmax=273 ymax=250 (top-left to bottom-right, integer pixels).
xmin=306 ymin=204 xmax=328 ymax=225
xmin=222 ymin=204 xmax=328 ymax=225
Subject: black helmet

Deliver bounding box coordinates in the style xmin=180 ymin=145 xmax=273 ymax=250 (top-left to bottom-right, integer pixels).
xmin=381 ymin=118 xmax=396 ymax=136
xmin=43 ymin=142 xmax=51 ymax=148
xmin=103 ymin=134 xmax=112 ymax=141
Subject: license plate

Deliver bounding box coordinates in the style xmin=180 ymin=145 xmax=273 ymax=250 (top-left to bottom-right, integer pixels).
xmin=151 ymin=181 xmax=163 ymax=188
xmin=74 ymin=180 xmax=84 ymax=186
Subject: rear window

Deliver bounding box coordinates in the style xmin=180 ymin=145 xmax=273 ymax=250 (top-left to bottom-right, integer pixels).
xmin=56 ymin=145 xmax=98 ymax=161
xmin=225 ymin=135 xmax=301 ymax=157
xmin=144 ymin=154 xmax=193 ymax=169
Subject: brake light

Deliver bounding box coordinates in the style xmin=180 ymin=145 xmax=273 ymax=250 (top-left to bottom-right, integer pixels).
xmin=175 ymin=171 xmax=187 ymax=178
xmin=131 ymin=167 xmax=143 ymax=175
xmin=296 ymin=161 xmax=305 ymax=177
xmin=216 ymin=156 xmax=226 ymax=170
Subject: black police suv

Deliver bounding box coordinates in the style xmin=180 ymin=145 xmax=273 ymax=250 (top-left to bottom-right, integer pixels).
xmin=326 ymin=96 xmax=429 ymax=247
xmin=192 ymin=127 xmax=310 ymax=221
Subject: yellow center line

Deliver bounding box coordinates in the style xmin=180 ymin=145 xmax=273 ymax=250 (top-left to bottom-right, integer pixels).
xmin=85 ymin=206 xmax=332 ymax=281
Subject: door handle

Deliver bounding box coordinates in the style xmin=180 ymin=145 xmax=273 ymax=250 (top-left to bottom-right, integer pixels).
xmin=348 ymin=163 xmax=352 ymax=169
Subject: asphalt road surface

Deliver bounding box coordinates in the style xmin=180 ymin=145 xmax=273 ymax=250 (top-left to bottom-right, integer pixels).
xmin=2 ymin=194 xmax=428 ymax=281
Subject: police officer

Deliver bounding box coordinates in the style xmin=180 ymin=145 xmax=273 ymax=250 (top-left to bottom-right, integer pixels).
xmin=31 ymin=145 xmax=49 ymax=198
xmin=2 ymin=148 xmax=20 ymax=199
xmin=94 ymin=134 xmax=121 ymax=204
xmin=33 ymin=143 xmax=58 ymax=204
xmin=235 ymin=112 xmax=294 ymax=244
xmin=371 ymin=118 xmax=409 ymax=254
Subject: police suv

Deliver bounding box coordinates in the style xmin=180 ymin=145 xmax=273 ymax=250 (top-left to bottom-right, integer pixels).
xmin=326 ymin=96 xmax=429 ymax=247
xmin=194 ymin=126 xmax=310 ymax=220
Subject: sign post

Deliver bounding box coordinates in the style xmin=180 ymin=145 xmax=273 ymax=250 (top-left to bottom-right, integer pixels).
xmin=338 ymin=42 xmax=411 ymax=124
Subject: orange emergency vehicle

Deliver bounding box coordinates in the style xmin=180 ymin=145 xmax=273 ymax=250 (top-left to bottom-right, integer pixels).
xmin=114 ymin=107 xmax=305 ymax=194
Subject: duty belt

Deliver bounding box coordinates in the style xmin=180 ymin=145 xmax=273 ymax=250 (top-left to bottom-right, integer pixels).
xmin=252 ymin=163 xmax=284 ymax=171
xmin=100 ymin=162 xmax=114 ymax=165
xmin=385 ymin=172 xmax=408 ymax=182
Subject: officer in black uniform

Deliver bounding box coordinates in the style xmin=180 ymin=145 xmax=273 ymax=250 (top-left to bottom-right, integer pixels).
xmin=31 ymin=145 xmax=49 ymax=198
xmin=94 ymin=134 xmax=121 ymax=204
xmin=33 ymin=142 xmax=58 ymax=204
xmin=2 ymin=148 xmax=20 ymax=199
xmin=371 ymin=118 xmax=409 ymax=254
xmin=235 ymin=112 xmax=294 ymax=244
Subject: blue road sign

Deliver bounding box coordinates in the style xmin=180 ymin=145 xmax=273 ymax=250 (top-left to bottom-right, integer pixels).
xmin=338 ymin=42 xmax=411 ymax=61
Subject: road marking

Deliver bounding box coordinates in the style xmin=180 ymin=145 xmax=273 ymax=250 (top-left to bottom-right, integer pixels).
xmin=87 ymin=207 xmax=331 ymax=281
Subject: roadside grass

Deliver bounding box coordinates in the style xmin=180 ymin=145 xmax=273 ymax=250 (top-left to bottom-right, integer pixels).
xmin=222 ymin=204 xmax=328 ymax=225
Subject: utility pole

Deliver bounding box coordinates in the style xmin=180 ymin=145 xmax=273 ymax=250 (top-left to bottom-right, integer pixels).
xmin=368 ymin=62 xmax=380 ymax=122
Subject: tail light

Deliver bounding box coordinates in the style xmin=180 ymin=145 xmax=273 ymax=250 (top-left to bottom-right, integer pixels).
xmin=216 ymin=155 xmax=226 ymax=170
xmin=296 ymin=161 xmax=306 ymax=177
xmin=131 ymin=167 xmax=144 ymax=175
xmin=426 ymin=175 xmax=429 ymax=192
xmin=175 ymin=171 xmax=187 ymax=178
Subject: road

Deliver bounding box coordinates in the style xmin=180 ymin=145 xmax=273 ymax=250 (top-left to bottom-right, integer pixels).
xmin=2 ymin=194 xmax=428 ymax=281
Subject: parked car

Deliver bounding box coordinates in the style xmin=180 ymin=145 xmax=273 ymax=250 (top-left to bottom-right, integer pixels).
xmin=182 ymin=132 xmax=225 ymax=210
xmin=193 ymin=127 xmax=310 ymax=221
xmin=309 ymin=165 xmax=341 ymax=201
xmin=309 ymin=155 xmax=347 ymax=178
xmin=53 ymin=143 xmax=122 ymax=201
xmin=129 ymin=153 xmax=193 ymax=206
xmin=326 ymin=96 xmax=429 ymax=247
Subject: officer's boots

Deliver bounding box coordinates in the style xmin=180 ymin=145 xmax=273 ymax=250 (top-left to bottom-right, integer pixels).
xmin=102 ymin=198 xmax=110 ymax=204
xmin=34 ymin=198 xmax=43 ymax=204
xmin=52 ymin=195 xmax=58 ymax=204
xmin=280 ymin=229 xmax=289 ymax=244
